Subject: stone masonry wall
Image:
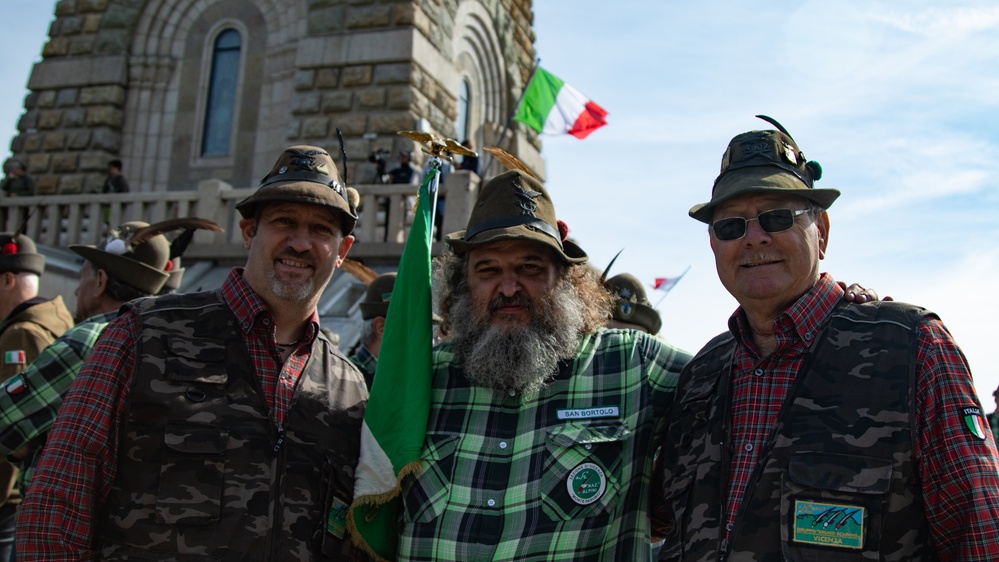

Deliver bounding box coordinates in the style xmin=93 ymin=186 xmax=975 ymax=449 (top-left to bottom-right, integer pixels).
xmin=13 ymin=0 xmax=146 ymax=194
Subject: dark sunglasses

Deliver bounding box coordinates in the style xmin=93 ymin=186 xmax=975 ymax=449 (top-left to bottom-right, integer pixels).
xmin=711 ymin=208 xmax=812 ymax=241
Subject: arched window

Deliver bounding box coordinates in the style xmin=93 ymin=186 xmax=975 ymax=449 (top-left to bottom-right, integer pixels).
xmin=454 ymin=78 xmax=470 ymax=141
xmin=201 ymin=29 xmax=241 ymax=156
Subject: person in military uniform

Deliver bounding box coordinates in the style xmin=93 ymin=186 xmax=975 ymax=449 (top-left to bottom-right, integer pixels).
xmin=349 ymin=272 xmax=396 ymax=389
xmin=652 ymin=117 xmax=999 ymax=560
xmin=604 ymin=273 xmax=663 ymax=335
xmin=19 ymin=146 xmax=371 ymax=560
xmin=0 ymin=232 xmax=73 ymax=559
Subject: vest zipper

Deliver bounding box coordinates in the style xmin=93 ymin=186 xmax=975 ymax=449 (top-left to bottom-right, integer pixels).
xmin=268 ymin=421 xmax=286 ymax=560
xmin=273 ymin=423 xmax=285 ymax=452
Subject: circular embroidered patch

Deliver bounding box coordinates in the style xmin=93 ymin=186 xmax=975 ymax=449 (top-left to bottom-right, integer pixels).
xmin=567 ymin=462 xmax=606 ymax=505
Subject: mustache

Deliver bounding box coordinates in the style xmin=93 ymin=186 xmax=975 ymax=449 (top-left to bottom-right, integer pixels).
xmin=488 ymin=294 xmax=533 ymax=315
xmin=276 ymin=248 xmax=316 ymax=266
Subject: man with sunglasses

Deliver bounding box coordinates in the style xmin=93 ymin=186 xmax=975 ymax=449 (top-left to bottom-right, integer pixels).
xmin=652 ymin=118 xmax=999 ymax=561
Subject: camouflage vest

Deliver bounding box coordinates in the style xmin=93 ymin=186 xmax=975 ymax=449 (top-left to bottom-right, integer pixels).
xmin=658 ymin=301 xmax=939 ymax=562
xmin=98 ymin=290 xmax=366 ymax=561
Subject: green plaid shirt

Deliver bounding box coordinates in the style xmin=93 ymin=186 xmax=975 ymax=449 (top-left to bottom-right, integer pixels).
xmin=0 ymin=311 xmax=117 ymax=491
xmin=399 ymin=328 xmax=691 ymax=561
xmin=348 ymin=343 xmax=377 ymax=390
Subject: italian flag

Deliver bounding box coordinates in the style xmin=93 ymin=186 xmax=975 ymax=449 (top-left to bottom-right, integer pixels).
xmin=348 ymin=168 xmax=435 ymax=561
xmin=514 ymin=66 xmax=608 ymax=139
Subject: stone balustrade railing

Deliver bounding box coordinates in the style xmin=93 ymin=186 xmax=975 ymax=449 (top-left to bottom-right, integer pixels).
xmin=0 ymin=170 xmax=479 ymax=263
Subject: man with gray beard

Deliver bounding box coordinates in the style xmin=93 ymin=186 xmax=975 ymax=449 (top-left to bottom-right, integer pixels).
xmin=397 ymin=169 xmax=693 ymax=562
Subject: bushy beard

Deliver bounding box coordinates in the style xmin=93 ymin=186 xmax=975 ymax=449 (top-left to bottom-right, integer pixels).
xmin=448 ymin=277 xmax=585 ymax=393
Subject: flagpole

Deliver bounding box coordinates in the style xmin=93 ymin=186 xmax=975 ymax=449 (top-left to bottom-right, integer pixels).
xmin=425 ymin=156 xmax=442 ymax=229
xmin=482 ymin=57 xmax=541 ymax=176
xmin=654 ymin=265 xmax=691 ymax=308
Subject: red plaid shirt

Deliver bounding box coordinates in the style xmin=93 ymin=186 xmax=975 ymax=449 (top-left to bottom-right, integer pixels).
xmin=17 ymin=269 xmax=318 ymax=560
xmin=724 ymin=273 xmax=999 ymax=559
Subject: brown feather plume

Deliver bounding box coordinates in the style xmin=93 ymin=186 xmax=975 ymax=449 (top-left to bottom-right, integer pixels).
xmin=129 ymin=217 xmax=224 ymax=247
xmin=482 ymin=146 xmax=538 ymax=179
xmin=340 ymin=258 xmax=379 ymax=285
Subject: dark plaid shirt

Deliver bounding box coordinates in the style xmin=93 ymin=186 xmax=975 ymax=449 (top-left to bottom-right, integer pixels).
xmin=399 ymin=328 xmax=691 ymax=561
xmin=17 ymin=269 xmax=319 ymax=560
xmin=0 ymin=311 xmax=117 ymax=491
xmin=725 ymin=273 xmax=999 ymax=559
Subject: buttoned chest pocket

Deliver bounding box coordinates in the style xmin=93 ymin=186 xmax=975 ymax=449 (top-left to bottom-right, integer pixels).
xmin=403 ymin=433 xmax=459 ymax=523
xmin=540 ymin=421 xmax=631 ymax=521
xmin=156 ymin=423 xmax=229 ymax=525
xmin=780 ymin=452 xmax=891 ymax=561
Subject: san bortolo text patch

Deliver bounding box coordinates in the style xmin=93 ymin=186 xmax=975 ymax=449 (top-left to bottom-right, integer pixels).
xmin=792 ymin=500 xmax=865 ymax=549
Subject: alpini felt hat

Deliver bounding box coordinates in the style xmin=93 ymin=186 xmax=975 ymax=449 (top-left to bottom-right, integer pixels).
xmin=236 ymin=145 xmax=359 ymax=235
xmin=359 ymin=272 xmax=396 ymax=320
xmin=70 ymin=218 xmax=223 ymax=296
xmin=445 ymin=170 xmax=587 ymax=264
xmin=689 ymin=116 xmax=840 ymax=224
xmin=0 ymin=233 xmax=44 ymax=275
xmin=605 ymin=273 xmax=662 ymax=335
xmin=70 ymin=221 xmax=171 ymax=295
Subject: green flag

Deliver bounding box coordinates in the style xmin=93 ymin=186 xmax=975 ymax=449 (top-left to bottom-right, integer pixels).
xmin=348 ymin=171 xmax=435 ymax=560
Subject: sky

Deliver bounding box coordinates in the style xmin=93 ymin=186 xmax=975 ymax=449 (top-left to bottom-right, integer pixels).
xmin=0 ymin=1 xmax=997 ymax=404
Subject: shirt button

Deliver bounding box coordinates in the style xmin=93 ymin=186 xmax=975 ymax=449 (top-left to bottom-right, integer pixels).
xmin=753 ymin=368 xmax=764 ymax=377
xmin=499 ymin=442 xmax=508 ymax=449
xmin=726 ymin=523 xmax=734 ymax=532
xmin=745 ymin=444 xmax=754 ymax=452
xmin=487 ymin=499 xmax=496 ymax=507
xmin=584 ymin=444 xmax=593 ymax=450
xmin=804 ymin=332 xmax=812 ymax=341
xmin=508 ymin=389 xmax=516 ymax=397
xmin=262 ymin=318 xmax=270 ymax=325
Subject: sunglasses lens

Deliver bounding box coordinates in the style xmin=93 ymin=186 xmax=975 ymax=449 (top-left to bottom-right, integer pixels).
xmin=712 ymin=218 xmax=746 ymax=241
xmin=758 ymin=209 xmax=795 ymax=233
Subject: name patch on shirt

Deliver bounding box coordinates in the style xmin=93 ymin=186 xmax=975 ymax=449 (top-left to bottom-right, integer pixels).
xmin=792 ymin=500 xmax=864 ymax=549
xmin=556 ymin=406 xmax=619 ymax=420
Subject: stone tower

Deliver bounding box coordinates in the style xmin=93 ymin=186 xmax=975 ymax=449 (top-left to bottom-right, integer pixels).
xmin=12 ymin=0 xmax=542 ymax=195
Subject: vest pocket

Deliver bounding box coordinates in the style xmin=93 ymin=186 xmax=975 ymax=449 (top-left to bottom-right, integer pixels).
xmin=155 ymin=423 xmax=228 ymax=525
xmin=780 ymin=452 xmax=892 ymax=560
xmin=540 ymin=421 xmax=630 ymax=521
xmin=403 ymin=433 xmax=459 ymax=523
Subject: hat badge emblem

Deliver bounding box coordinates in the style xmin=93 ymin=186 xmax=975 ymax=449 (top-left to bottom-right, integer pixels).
xmin=287 ymin=148 xmax=327 ymax=174
xmin=513 ymin=179 xmax=542 ymax=216
xmin=618 ymin=301 xmax=634 ymax=318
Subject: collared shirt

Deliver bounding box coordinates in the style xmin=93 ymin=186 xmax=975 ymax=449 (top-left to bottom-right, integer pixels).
xmin=399 ymin=328 xmax=691 ymax=561
xmin=17 ymin=269 xmax=319 ymax=560
xmin=0 ymin=311 xmax=117 ymax=490
xmin=724 ymin=273 xmax=999 ymax=559
xmin=348 ymin=343 xmax=377 ymax=389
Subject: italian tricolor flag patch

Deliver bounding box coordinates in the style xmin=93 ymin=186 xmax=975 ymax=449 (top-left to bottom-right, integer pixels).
xmin=962 ymin=406 xmax=987 ymax=440
xmin=4 ymin=350 xmax=24 ymax=365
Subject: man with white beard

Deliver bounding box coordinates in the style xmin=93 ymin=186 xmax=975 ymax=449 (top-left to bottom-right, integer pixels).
xmin=396 ymin=169 xmax=693 ymax=561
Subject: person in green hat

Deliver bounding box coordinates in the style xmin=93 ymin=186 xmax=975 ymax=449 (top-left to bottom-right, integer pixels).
xmin=0 ymin=220 xmax=214 ymax=513
xmin=604 ymin=273 xmax=663 ymax=335
xmin=19 ymin=146 xmax=370 ymax=560
xmin=349 ymin=272 xmax=396 ymax=389
xmin=0 ymin=231 xmax=73 ymax=559
xmin=652 ymin=117 xmax=999 ymax=560
xmin=395 ymin=169 xmax=693 ymax=560
xmin=0 ymin=160 xmax=34 ymax=198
